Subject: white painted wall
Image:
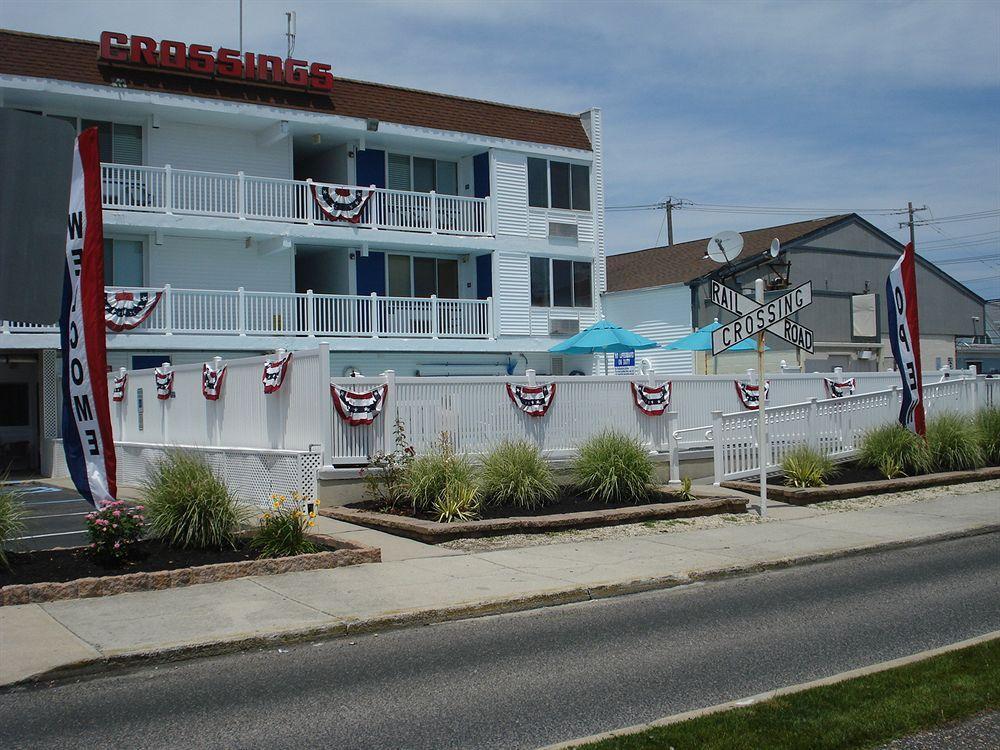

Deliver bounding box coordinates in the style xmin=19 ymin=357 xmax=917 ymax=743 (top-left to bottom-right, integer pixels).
xmin=494 ymin=251 xmax=531 ymax=336
xmin=149 ymin=236 xmax=294 ymax=292
xmin=602 ymin=284 xmax=695 ymax=375
xmin=147 ymin=119 xmax=291 ymax=178
xmin=492 ymin=150 xmax=529 ymax=236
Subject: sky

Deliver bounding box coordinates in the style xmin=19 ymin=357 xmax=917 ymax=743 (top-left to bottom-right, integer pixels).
xmin=2 ymin=0 xmax=998 ymax=299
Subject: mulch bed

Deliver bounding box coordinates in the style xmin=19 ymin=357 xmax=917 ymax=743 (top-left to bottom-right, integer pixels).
xmin=325 ymin=490 xmax=748 ymax=543
xmin=724 ymin=464 xmax=1000 ymax=504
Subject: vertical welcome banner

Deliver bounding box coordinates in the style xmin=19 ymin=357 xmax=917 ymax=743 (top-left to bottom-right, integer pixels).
xmin=60 ymin=128 xmax=117 ymax=505
xmin=886 ymin=242 xmax=926 ymax=436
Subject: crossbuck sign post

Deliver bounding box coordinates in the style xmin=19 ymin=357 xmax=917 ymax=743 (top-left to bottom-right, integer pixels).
xmin=710 ymin=279 xmax=815 ymax=515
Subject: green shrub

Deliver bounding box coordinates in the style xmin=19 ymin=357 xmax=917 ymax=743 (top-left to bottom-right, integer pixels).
xmin=925 ymin=413 xmax=984 ymax=472
xmin=143 ymin=451 xmax=249 ymax=550
xmin=479 ymin=440 xmax=557 ymax=510
xmin=85 ymin=499 xmax=145 ymax=564
xmin=781 ymin=446 xmax=837 ymax=488
xmin=406 ymin=434 xmax=477 ymax=512
xmin=0 ymin=477 xmax=26 ymax=569
xmin=432 ymin=480 xmax=481 ymax=523
xmin=676 ymin=477 xmax=696 ymax=502
xmin=975 ymin=407 xmax=1000 ymax=465
xmin=251 ymin=501 xmax=320 ymax=558
xmin=573 ymin=431 xmax=654 ymax=504
xmin=857 ymin=424 xmax=931 ymax=478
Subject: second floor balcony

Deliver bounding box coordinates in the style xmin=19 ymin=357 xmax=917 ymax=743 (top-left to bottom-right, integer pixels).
xmin=100 ymin=164 xmax=493 ymax=238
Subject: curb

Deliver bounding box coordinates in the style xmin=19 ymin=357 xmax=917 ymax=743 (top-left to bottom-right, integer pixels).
xmin=3 ymin=522 xmax=997 ymax=692
xmin=538 ymin=630 xmax=1000 ymax=749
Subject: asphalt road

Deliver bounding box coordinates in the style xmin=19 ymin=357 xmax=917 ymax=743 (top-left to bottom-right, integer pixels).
xmin=2 ymin=533 xmax=998 ymax=750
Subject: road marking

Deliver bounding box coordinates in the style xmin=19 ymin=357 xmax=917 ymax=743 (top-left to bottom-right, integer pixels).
xmin=26 ymin=511 xmax=91 ymax=520
xmin=14 ymin=530 xmax=88 ymax=541
xmin=18 ymin=499 xmax=85 ymax=507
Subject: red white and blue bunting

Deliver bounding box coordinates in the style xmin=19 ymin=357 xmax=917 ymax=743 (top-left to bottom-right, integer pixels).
xmin=104 ymin=289 xmax=161 ymax=332
xmin=112 ymin=372 xmax=127 ymax=402
xmin=154 ymin=368 xmax=174 ymax=400
xmin=735 ymin=379 xmax=769 ymax=410
xmin=262 ymin=352 xmax=292 ymax=394
xmin=311 ymin=184 xmax=373 ymax=224
xmin=331 ymin=383 xmax=388 ymax=426
xmin=202 ymin=363 xmax=228 ymax=401
xmin=631 ymin=382 xmax=671 ymax=416
xmin=824 ymin=377 xmax=857 ymax=399
xmin=506 ymin=382 xmax=556 ymax=417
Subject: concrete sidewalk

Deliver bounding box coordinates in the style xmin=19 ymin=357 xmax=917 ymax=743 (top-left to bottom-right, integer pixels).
xmin=2 ymin=490 xmax=997 ymax=688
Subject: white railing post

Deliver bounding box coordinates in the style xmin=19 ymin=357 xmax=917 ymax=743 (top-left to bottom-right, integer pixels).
xmin=237 ymin=171 xmax=246 ymax=219
xmin=237 ymin=286 xmax=246 ymax=335
xmin=306 ymin=289 xmax=316 ymax=336
xmin=711 ymin=410 xmax=724 ymax=485
xmin=486 ymin=296 xmax=495 ymax=339
xmin=431 ymin=294 xmax=439 ymax=338
xmin=367 ymin=185 xmax=377 ymax=230
xmin=430 ymin=190 xmax=438 ymax=234
xmin=1 ymin=320 xmax=9 ymax=335
xmin=306 ymin=179 xmax=315 ymax=225
xmin=382 ymin=369 xmax=396 ymax=454
xmin=807 ymin=397 xmax=819 ymax=450
xmin=370 ymin=292 xmax=380 ymax=338
xmin=164 ymin=164 xmax=173 ymax=214
xmin=526 ymin=368 xmax=537 ymax=386
xmin=666 ymin=410 xmax=680 ymax=484
xmin=318 ymin=343 xmax=332 ymax=466
xmin=162 ymin=284 xmax=173 ymax=335
xmin=486 ymin=195 xmax=494 ymax=235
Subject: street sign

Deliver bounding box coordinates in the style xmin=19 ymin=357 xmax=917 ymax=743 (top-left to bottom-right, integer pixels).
xmin=710 ymin=281 xmax=815 ymax=355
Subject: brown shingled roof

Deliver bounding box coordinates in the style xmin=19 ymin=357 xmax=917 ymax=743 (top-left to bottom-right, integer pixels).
xmin=0 ymin=29 xmax=593 ymax=151
xmin=606 ymin=215 xmax=850 ymax=292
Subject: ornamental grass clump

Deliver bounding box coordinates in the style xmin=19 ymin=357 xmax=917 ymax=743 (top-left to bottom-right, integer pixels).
xmin=857 ymin=423 xmax=931 ymax=479
xmin=251 ymin=495 xmax=321 ymax=558
xmin=0 ymin=476 xmax=26 ymax=570
xmin=143 ymin=450 xmax=249 ymax=550
xmin=974 ymin=407 xmax=1000 ymax=466
xmin=925 ymin=413 xmax=984 ymax=473
xmin=478 ymin=440 xmax=557 ymax=510
xmin=85 ymin=499 xmax=146 ymax=564
xmin=781 ymin=446 xmax=837 ymax=488
xmin=573 ymin=431 xmax=654 ymax=504
xmin=406 ymin=433 xmax=477 ymax=513
xmin=431 ymin=480 xmax=481 ymax=523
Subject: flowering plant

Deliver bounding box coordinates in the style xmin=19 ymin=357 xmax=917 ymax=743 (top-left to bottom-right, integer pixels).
xmin=251 ymin=492 xmax=321 ymax=558
xmin=84 ymin=499 xmax=145 ymax=563
xmin=360 ymin=417 xmax=414 ymax=511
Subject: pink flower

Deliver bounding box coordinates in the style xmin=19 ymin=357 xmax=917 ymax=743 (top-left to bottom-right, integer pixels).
xmin=136 ymin=505 xmax=144 ymax=511
xmin=112 ymin=510 xmax=122 ymax=517
xmin=114 ymin=541 xmax=121 ymax=549
xmin=112 ymin=523 xmax=118 ymax=529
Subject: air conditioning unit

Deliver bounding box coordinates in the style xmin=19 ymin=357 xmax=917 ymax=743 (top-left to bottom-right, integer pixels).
xmin=859 ymin=350 xmax=873 ymax=360
xmin=551 ymin=356 xmax=565 ymax=376
xmin=549 ymin=222 xmax=578 ymax=241
xmin=549 ymin=318 xmax=580 ymax=336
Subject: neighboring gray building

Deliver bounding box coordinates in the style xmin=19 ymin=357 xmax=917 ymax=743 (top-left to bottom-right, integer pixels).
xmin=957 ymin=299 xmax=1000 ymax=375
xmin=606 ymin=214 xmax=986 ymax=374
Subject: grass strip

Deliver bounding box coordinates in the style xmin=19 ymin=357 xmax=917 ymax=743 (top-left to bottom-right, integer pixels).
xmin=579 ymin=638 xmax=999 ymax=750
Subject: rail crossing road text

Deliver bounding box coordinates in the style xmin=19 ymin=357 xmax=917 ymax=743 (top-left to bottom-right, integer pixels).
xmin=710 ymin=281 xmax=815 ymax=355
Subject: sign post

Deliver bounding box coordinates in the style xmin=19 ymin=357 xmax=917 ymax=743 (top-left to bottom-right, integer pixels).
xmin=754 ymin=279 xmax=768 ymax=515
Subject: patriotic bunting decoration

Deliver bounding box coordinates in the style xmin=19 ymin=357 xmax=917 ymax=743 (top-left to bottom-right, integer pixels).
xmin=112 ymin=372 xmax=127 ymax=403
xmin=202 ymin=363 xmax=227 ymax=400
xmin=154 ymin=368 xmax=174 ymax=400
xmin=887 ymin=242 xmax=926 ymax=436
xmin=262 ymin=352 xmax=292 ymax=394
xmin=331 ymin=383 xmax=388 ymax=426
xmin=104 ymin=289 xmax=161 ymax=332
xmin=735 ymin=380 xmax=770 ymax=410
xmin=824 ymin=377 xmax=857 ymax=399
xmin=506 ymin=382 xmax=556 ymax=417
xmin=311 ymin=184 xmax=373 ymax=223
xmin=60 ymin=127 xmax=116 ymax=506
xmin=630 ymin=382 xmax=671 ymax=416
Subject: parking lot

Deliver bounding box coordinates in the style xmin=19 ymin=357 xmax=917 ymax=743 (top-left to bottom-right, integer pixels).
xmin=8 ymin=482 xmax=92 ymax=551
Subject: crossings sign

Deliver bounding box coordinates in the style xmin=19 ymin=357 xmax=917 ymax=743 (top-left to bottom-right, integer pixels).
xmin=710 ymin=281 xmax=815 ymax=355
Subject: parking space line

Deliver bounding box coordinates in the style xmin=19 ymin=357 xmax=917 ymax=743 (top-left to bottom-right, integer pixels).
xmin=15 ymin=530 xmax=88 ymax=541
xmin=26 ymin=511 xmax=91 ymax=520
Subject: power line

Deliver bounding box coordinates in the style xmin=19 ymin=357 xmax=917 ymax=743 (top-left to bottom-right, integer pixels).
xmin=930 ymin=255 xmax=1000 ymax=266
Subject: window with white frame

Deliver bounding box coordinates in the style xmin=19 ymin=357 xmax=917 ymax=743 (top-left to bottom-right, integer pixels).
xmin=23 ymin=112 xmax=143 ymax=165
xmin=387 ymin=254 xmax=460 ymax=298
xmin=387 ymin=154 xmax=458 ymax=195
xmin=104 ymin=238 xmax=144 ymax=287
xmin=530 ymin=257 xmax=592 ymax=307
xmin=527 ymin=158 xmax=590 ymax=211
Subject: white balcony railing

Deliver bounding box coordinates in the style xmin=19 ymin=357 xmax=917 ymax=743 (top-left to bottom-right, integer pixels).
xmin=100 ymin=164 xmax=493 ymax=237
xmin=2 ymin=287 xmax=495 ymax=340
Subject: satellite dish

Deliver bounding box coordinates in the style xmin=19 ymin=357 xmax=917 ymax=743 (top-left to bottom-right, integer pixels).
xmin=707 ymin=231 xmax=744 ymax=264
xmin=769 ymin=238 xmax=781 ymax=258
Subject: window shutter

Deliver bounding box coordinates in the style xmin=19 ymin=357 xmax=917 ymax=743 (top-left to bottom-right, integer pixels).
xmin=112 ymin=124 xmax=143 ymax=165
xmin=387 ymin=153 xmax=411 ymax=191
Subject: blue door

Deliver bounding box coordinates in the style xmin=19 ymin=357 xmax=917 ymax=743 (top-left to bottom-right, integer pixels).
xmin=473 ymin=153 xmax=490 ymax=198
xmin=355 ymin=149 xmax=385 ymax=189
xmin=476 ymin=254 xmax=492 ymax=300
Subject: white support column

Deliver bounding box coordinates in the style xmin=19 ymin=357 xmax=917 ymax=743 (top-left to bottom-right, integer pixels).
xmin=370 ymin=293 xmax=380 ymax=338
xmin=306 ymin=289 xmax=316 ymax=336
xmin=711 ymin=409 xmax=724 ymax=485
xmin=318 ymin=343 xmax=332 ymax=466
xmin=164 ymin=164 xmax=173 ymax=214
xmin=305 ymin=179 xmax=315 ymax=225
xmin=431 ymin=294 xmax=439 ymax=339
xmin=162 ymin=284 xmax=173 ymax=335
xmin=237 ymin=171 xmax=246 ymax=219
xmin=382 ymin=369 xmax=396 ymax=454
xmin=237 ymin=287 xmax=247 ymax=335
xmin=806 ymin=397 xmax=819 ymax=450
xmin=430 ymin=190 xmax=438 ymax=234
xmin=486 ymin=296 xmax=496 ymax=339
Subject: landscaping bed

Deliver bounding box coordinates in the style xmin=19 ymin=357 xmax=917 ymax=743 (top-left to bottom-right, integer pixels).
xmin=724 ymin=464 xmax=1000 ymax=504
xmin=324 ymin=490 xmax=747 ymax=543
xmin=0 ymin=531 xmax=379 ymax=606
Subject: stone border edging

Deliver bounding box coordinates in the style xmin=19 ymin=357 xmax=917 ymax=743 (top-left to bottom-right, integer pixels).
xmin=0 ymin=533 xmax=380 ymax=607
xmin=2 ymin=523 xmax=996 ymax=692
xmin=723 ymin=466 xmax=1000 ymax=504
xmin=321 ymin=496 xmax=747 ymax=543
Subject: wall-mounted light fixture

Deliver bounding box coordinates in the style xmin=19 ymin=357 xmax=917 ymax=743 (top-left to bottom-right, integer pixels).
xmin=366 ymin=118 xmax=379 ymax=132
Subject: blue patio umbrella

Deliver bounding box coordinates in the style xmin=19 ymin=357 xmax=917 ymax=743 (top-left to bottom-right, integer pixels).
xmin=549 ymin=318 xmax=659 ymax=374
xmin=664 ymin=318 xmax=767 ymax=373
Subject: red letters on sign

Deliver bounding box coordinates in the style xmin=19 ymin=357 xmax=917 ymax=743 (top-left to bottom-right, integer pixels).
xmin=98 ymin=32 xmax=332 ymax=92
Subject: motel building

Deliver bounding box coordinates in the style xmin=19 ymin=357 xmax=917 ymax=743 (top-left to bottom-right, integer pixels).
xmin=0 ymin=29 xmax=607 ymax=475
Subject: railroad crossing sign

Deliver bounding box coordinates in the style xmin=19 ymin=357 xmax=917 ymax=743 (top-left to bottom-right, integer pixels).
xmin=710 ymin=280 xmax=815 ymax=355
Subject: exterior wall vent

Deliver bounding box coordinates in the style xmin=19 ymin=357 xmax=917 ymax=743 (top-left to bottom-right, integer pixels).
xmin=548 ymin=222 xmax=578 ymax=240
xmin=549 ymin=318 xmax=580 ymax=336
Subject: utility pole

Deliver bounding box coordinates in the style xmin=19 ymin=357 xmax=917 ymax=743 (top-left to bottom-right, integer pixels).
xmin=898 ymin=202 xmax=928 ymax=249
xmin=662 ymin=197 xmax=688 ymax=246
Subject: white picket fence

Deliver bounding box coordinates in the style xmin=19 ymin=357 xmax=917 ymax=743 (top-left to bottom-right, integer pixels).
xmin=711 ymin=375 xmax=993 ymax=483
